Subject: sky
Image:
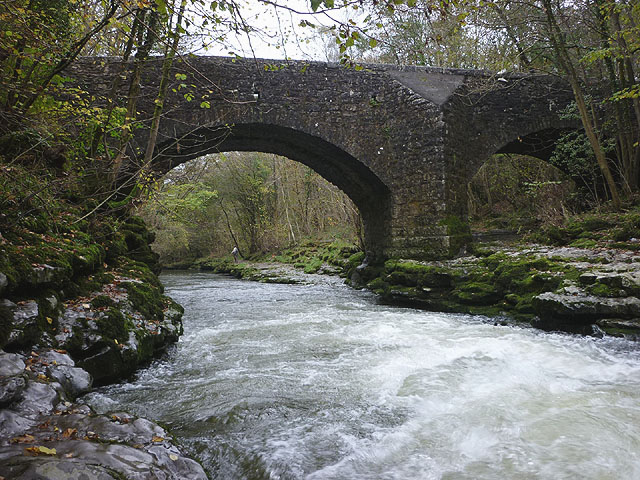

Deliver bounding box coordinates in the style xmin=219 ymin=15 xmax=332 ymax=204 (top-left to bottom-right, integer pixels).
xmin=185 ymin=0 xmax=362 ymax=61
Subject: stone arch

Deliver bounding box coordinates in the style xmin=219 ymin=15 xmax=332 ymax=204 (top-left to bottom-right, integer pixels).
xmin=472 ymin=117 xmax=581 ymax=183
xmin=149 ymin=122 xmax=392 ymax=261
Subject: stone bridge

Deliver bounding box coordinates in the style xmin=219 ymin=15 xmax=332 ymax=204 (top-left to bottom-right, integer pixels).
xmin=69 ymin=57 xmax=577 ymax=261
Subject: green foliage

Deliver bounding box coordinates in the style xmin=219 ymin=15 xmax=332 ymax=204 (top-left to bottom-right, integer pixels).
xmin=549 ymin=131 xmax=605 ymax=199
xmin=469 ymin=154 xmax=576 ymax=230
xmin=138 ymin=152 xmax=362 ymax=265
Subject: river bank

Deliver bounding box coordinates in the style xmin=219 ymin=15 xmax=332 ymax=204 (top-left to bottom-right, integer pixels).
xmin=194 ymin=233 xmax=640 ymax=339
xmin=0 ymin=163 xmax=208 ymax=478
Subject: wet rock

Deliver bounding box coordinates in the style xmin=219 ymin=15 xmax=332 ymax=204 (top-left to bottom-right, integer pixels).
xmin=0 ymin=351 xmax=25 ymax=376
xmin=0 ymin=413 xmax=208 ymax=480
xmin=0 ymin=346 xmax=206 ymax=479
xmin=596 ymin=318 xmax=640 ymax=338
xmin=2 ymin=460 xmax=115 ymax=480
xmin=0 ymin=376 xmax=26 ymax=407
xmin=6 ymin=300 xmax=40 ymax=348
xmin=0 ymin=377 xmax=27 ymax=408
xmin=76 ymin=344 xmax=126 ymax=385
xmin=46 ymin=365 xmax=92 ymax=398
xmin=38 ymin=350 xmax=74 ymax=366
xmin=43 ymin=294 xmax=58 ymax=312
xmin=13 ymin=381 xmax=59 ymax=416
xmin=32 ymin=264 xmax=56 ymax=284
xmin=533 ymin=291 xmax=640 ymax=323
xmin=0 ymin=409 xmax=37 ymax=439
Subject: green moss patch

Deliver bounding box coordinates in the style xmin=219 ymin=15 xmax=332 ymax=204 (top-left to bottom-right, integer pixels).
xmin=122 ymin=281 xmax=164 ymax=321
xmin=95 ymin=308 xmax=132 ymax=343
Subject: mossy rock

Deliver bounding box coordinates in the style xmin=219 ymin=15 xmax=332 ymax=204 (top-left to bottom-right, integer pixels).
xmin=95 ymin=308 xmax=131 ymax=343
xmin=453 ymin=281 xmax=500 ymax=305
xmin=367 ymin=277 xmax=389 ymax=294
xmin=569 ymin=238 xmax=598 ymax=248
xmin=122 ymin=281 xmax=164 ymax=321
xmin=439 ymin=215 xmax=472 ymax=257
xmin=588 ymin=282 xmax=624 ymax=298
xmin=0 ymin=301 xmax=13 ymax=347
xmin=91 ymin=294 xmax=116 ymax=309
xmin=135 ymin=330 xmax=156 ymax=362
xmin=303 ymin=258 xmax=323 ymax=274
xmin=105 ymin=231 xmax=129 ymax=262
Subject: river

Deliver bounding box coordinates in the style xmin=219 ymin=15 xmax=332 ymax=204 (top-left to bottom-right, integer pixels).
xmin=86 ymin=271 xmax=640 ymax=479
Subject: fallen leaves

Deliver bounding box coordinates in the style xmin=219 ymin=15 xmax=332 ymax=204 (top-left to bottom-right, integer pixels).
xmin=152 ymin=436 xmax=164 ymax=443
xmin=62 ymin=428 xmax=77 ymax=438
xmin=169 ymin=454 xmax=179 ymax=461
xmin=111 ymin=414 xmax=130 ymax=424
xmin=11 ymin=434 xmax=35 ymax=444
xmin=24 ymin=445 xmax=57 ymax=456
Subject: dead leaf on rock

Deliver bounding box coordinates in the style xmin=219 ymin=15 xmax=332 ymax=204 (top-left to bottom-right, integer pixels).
xmin=152 ymin=436 xmax=164 ymax=443
xmin=62 ymin=428 xmax=77 ymax=438
xmin=65 ymin=453 xmax=74 ymax=458
xmin=24 ymin=446 xmax=57 ymax=456
xmin=169 ymin=454 xmax=179 ymax=461
xmin=11 ymin=434 xmax=35 ymax=444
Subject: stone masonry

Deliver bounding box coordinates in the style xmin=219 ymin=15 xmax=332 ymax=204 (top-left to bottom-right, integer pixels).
xmin=68 ymin=57 xmax=577 ymax=261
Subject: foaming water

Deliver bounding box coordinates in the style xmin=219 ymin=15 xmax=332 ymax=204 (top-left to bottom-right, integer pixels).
xmin=86 ymin=272 xmax=640 ymax=479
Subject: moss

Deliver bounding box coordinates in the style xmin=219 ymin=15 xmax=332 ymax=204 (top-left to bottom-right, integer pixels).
xmin=0 ymin=245 xmax=34 ymax=291
xmin=116 ymin=258 xmax=162 ymax=289
xmin=589 ymin=282 xmax=622 ymax=298
xmin=135 ymin=330 xmax=155 ymax=362
xmin=122 ymin=281 xmax=164 ymax=321
xmin=95 ymin=308 xmax=131 ymax=343
xmin=347 ymin=251 xmax=365 ymax=267
xmin=91 ymin=294 xmax=116 ymax=309
xmin=105 ymin=231 xmax=128 ymax=262
xmin=303 ymin=257 xmax=323 ymax=274
xmin=579 ymin=216 xmax=612 ymax=231
xmin=569 ymin=238 xmax=598 ymax=248
xmin=367 ymin=277 xmax=389 ymax=294
xmin=439 ymin=215 xmax=472 ymax=257
xmin=453 ymin=281 xmax=500 ymax=305
xmin=539 ymin=225 xmax=572 ymax=246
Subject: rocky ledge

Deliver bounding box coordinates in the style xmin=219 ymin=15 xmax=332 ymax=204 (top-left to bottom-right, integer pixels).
xmin=1 ymin=262 xmax=184 ymax=385
xmin=0 ymin=349 xmax=206 ymax=479
xmin=356 ymin=244 xmax=640 ymax=338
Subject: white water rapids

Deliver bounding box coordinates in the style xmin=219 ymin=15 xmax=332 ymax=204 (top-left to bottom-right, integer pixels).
xmin=86 ymin=271 xmax=640 ymax=479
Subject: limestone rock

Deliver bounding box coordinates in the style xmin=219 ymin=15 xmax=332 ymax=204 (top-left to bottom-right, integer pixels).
xmin=13 ymin=381 xmax=59 ymax=416
xmin=533 ymin=291 xmax=640 ymax=322
xmin=0 ymin=351 xmax=25 ymax=376
xmin=0 ymin=272 xmax=7 ymax=294
xmin=46 ymin=365 xmax=92 ymax=398
xmin=0 ymin=376 xmax=26 ymax=407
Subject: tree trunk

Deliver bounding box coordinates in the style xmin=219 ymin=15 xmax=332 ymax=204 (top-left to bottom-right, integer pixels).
xmin=541 ymin=0 xmax=621 ymax=209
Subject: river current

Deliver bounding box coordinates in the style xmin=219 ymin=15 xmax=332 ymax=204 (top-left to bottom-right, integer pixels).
xmin=86 ymin=271 xmax=640 ymax=479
